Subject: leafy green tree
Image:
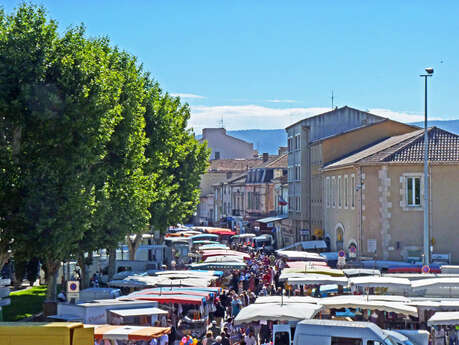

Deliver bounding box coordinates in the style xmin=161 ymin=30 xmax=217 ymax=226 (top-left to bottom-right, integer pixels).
xmin=75 ymin=49 xmax=153 ymax=283
xmin=0 ymin=5 xmax=125 ymax=300
xmin=143 ymin=83 xmax=209 ymax=237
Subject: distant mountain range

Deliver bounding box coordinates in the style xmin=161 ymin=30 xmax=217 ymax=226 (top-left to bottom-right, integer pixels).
xmin=218 ymin=120 xmax=459 ymax=154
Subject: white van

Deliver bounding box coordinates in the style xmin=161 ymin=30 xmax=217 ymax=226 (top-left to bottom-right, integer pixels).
xmin=392 ymin=330 xmax=429 ymax=345
xmin=293 ymin=320 xmax=397 ymax=345
xmin=273 ymin=324 xmax=296 ymax=345
xmin=383 ymin=330 xmax=414 ymax=345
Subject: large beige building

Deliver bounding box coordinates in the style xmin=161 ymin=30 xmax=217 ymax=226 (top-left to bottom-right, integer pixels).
xmin=199 ymin=128 xmax=258 ymax=160
xmin=285 ymin=106 xmax=417 ymax=242
xmin=322 ymin=127 xmax=459 ymax=264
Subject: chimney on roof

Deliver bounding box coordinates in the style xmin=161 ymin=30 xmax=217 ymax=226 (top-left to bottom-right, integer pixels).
xmin=278 ymin=147 xmax=288 ymax=155
xmin=262 ymin=153 xmax=269 ymax=162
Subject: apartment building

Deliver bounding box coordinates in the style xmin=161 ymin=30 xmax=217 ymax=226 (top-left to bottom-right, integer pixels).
xmin=285 ymin=106 xmax=417 ymax=241
xmin=321 ymin=127 xmax=459 ymax=264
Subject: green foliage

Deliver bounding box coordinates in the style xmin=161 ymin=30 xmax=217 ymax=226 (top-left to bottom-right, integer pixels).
xmin=0 ymin=4 xmax=209 ymax=299
xmin=3 ymin=285 xmax=47 ymax=321
xmin=143 ymin=84 xmax=210 ymax=231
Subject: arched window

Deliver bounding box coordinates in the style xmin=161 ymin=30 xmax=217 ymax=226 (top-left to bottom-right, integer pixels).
xmin=336 ymin=226 xmax=344 ymax=250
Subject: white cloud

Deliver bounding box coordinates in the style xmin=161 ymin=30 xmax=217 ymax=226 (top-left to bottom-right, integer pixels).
xmin=367 ymin=108 xmax=426 ymax=122
xmin=170 ymin=93 xmax=206 ymax=99
xmin=266 ymin=99 xmax=297 ymax=103
xmin=189 ymin=104 xmax=433 ymax=133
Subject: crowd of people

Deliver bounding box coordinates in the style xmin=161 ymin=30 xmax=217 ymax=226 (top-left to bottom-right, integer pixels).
xmin=194 ymin=250 xmax=288 ymax=345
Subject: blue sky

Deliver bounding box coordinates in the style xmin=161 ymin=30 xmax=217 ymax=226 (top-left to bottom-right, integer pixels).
xmin=4 ymin=1 xmax=459 ymax=132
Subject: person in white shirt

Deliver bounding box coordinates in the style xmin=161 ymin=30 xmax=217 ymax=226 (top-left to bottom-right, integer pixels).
xmin=245 ymin=329 xmax=257 ymax=345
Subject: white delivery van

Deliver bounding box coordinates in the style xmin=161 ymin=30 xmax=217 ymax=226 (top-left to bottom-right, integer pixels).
xmin=293 ymin=320 xmax=397 ymax=345
xmin=393 ymin=330 xmax=429 ymax=345
xmin=384 ymin=330 xmax=414 ymax=345
xmin=273 ymin=324 xmax=296 ymax=345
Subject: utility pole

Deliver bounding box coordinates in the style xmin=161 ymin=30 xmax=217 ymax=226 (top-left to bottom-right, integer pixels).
xmin=420 ymin=67 xmax=434 ymax=266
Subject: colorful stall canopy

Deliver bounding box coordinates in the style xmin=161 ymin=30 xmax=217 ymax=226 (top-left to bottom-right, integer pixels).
xmin=92 ymin=325 xmax=170 ymax=341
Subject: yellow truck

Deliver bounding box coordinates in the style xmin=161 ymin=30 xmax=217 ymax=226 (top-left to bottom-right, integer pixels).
xmin=0 ymin=322 xmax=94 ymax=345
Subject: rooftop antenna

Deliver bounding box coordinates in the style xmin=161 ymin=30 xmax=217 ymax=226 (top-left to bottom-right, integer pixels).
xmin=331 ymin=90 xmax=334 ymax=109
xmin=218 ymin=115 xmax=224 ymax=128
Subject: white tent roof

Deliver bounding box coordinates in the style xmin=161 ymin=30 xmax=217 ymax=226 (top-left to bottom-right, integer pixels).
xmin=254 ymin=296 xmax=318 ymax=304
xmin=287 ymin=274 xmax=349 ymax=285
xmin=428 ymin=311 xmax=459 ymax=326
xmin=344 ymin=269 xmax=381 ymax=277
xmin=349 ymin=276 xmax=411 ymax=288
xmin=204 ymin=255 xmax=244 ymax=263
xmin=234 ymin=303 xmax=321 ymax=325
xmin=110 ymin=307 xmax=168 ymax=317
xmin=276 ymin=250 xmax=326 ymax=261
xmin=318 ymin=296 xmax=418 ymax=317
xmin=411 ymin=278 xmax=459 ymax=290
xmin=108 ymin=274 xmax=217 ymax=288
xmin=408 ymin=299 xmax=459 ymax=310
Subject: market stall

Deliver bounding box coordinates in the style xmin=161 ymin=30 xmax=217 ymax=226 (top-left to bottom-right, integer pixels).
xmin=234 ymin=302 xmax=322 ymax=325
xmin=92 ymin=325 xmax=170 ymax=344
xmin=428 ymin=311 xmax=459 ymax=326
xmin=276 ymin=250 xmax=327 ymax=262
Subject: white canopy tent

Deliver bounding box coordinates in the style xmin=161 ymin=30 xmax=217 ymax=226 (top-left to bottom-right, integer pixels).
xmin=234 ymin=303 xmax=322 ymax=325
xmin=411 ymin=278 xmax=459 ymax=290
xmin=318 ymin=296 xmax=418 ymax=317
xmin=428 ymin=312 xmax=459 ymax=326
xmin=110 ymin=307 xmax=168 ymax=317
xmin=287 ymin=274 xmax=349 ymax=286
xmin=349 ymin=276 xmax=411 ymax=289
xmin=276 ymin=250 xmax=326 ymax=262
xmin=254 ymin=296 xmax=318 ymax=304
xmin=204 ymin=255 xmax=244 ymax=263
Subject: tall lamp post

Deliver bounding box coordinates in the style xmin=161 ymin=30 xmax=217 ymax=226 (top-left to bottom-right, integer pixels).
xmin=420 ymin=67 xmax=433 ymax=266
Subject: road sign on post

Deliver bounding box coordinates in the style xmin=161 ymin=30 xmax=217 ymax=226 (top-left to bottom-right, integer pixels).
xmin=422 ymin=265 xmax=430 ymax=274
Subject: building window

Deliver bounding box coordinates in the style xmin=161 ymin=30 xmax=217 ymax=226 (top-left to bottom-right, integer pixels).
xmin=214 ymin=151 xmax=220 ymax=160
xmin=332 ymin=177 xmax=336 ymax=208
xmin=326 ymin=177 xmax=330 ymax=208
xmin=351 ymin=174 xmax=355 ymax=209
xmin=288 ymin=137 xmax=293 ymax=152
xmin=344 ymin=175 xmax=348 ymax=208
xmin=406 ymin=176 xmax=421 ymax=206
xmin=288 ymin=166 xmax=293 ymax=182
xmin=295 ymin=165 xmax=301 ymax=181
xmin=338 ymin=176 xmax=342 ymax=208
xmin=294 ymin=134 xmax=301 ymax=150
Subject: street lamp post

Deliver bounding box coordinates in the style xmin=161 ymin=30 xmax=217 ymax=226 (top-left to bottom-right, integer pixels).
xmin=420 ymin=67 xmax=433 ymax=266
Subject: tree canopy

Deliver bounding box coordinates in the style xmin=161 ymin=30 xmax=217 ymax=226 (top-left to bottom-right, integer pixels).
xmin=0 ymin=4 xmax=209 ymax=300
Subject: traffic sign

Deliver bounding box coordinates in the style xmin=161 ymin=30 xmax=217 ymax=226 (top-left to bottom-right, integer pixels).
xmin=67 ymin=280 xmax=80 ymax=293
xmin=422 ymin=265 xmax=430 ymax=274
xmin=338 ymin=250 xmax=346 ymax=258
xmin=349 ymin=246 xmax=357 ymax=253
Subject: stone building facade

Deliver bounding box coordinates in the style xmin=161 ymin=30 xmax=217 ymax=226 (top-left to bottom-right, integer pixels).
xmin=322 ymin=127 xmax=459 ymax=264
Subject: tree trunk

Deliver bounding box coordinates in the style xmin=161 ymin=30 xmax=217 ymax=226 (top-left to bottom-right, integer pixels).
xmin=127 ymin=234 xmax=142 ymax=261
xmin=45 ymin=259 xmax=60 ymax=301
xmin=0 ymin=250 xmax=10 ymax=273
xmin=78 ymin=254 xmax=90 ymax=289
xmin=107 ymin=246 xmax=117 ymax=280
